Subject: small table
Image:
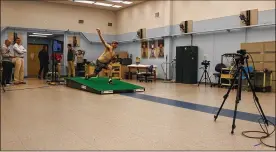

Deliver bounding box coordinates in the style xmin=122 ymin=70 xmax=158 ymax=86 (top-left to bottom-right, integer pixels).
xmin=127 ymin=64 xmax=157 ymax=81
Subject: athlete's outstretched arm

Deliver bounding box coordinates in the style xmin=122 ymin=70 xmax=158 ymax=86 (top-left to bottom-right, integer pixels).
xmin=96 ymin=28 xmax=110 ymax=49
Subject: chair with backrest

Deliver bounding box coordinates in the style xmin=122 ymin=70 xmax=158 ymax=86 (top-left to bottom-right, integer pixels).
xmin=213 ymin=63 xmax=226 ymax=87
xmin=137 ymin=65 xmax=154 ymax=82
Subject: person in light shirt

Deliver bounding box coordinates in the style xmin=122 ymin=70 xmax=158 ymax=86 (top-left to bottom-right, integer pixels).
xmin=1 ymin=39 xmax=14 ymax=86
xmin=13 ymin=38 xmax=27 ymax=85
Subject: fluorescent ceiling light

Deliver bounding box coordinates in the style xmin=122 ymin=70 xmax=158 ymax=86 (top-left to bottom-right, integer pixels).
xmin=122 ymin=1 xmax=132 ymax=4
xmin=29 ymin=35 xmax=48 ymax=37
xmin=94 ymin=2 xmax=113 ymax=7
xmin=112 ymin=5 xmax=122 ymax=8
xmin=74 ymin=0 xmax=95 ymax=4
xmin=32 ymin=33 xmax=53 ymax=36
xmin=112 ymin=1 xmax=123 ymax=3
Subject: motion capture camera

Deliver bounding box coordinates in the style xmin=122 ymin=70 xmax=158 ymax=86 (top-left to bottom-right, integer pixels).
xmin=239 ymin=11 xmax=251 ymax=26
xmin=201 ymin=60 xmax=210 ymax=66
xmin=237 ymin=49 xmax=246 ymax=56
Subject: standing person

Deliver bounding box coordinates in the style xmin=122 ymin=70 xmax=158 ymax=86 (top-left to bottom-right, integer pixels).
xmin=13 ymin=38 xmax=27 ymax=85
xmin=1 ymin=40 xmax=13 ymax=86
xmin=76 ymin=50 xmax=84 ymax=72
xmin=85 ymin=28 xmax=118 ymax=84
xmin=67 ymin=44 xmax=76 ymax=77
xmin=51 ymin=53 xmax=62 ymax=78
xmin=38 ymin=45 xmax=49 ymax=79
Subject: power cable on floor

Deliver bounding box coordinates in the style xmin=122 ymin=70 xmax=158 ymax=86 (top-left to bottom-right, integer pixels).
xmin=241 ymin=53 xmax=275 ymax=149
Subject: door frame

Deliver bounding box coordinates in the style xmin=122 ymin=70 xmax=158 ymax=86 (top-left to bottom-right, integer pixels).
xmin=27 ymin=43 xmax=49 ymax=77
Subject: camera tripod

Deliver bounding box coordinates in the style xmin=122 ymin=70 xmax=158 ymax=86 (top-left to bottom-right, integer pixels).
xmin=214 ymin=54 xmax=268 ymax=134
xmin=198 ymin=64 xmax=212 ymax=87
xmin=161 ymin=55 xmax=175 ymax=83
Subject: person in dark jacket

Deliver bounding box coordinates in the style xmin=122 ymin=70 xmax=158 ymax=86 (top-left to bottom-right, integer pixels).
xmin=38 ymin=45 xmax=49 ymax=79
xmin=67 ymin=44 xmax=76 ymax=77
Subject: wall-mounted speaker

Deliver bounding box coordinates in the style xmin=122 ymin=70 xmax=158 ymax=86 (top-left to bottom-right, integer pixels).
xmin=240 ymin=9 xmax=258 ymax=26
xmin=136 ymin=28 xmax=146 ymax=39
xmin=179 ymin=20 xmax=193 ymax=33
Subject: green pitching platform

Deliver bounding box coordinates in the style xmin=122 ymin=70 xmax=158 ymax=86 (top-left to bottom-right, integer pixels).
xmin=66 ymin=77 xmax=145 ymax=94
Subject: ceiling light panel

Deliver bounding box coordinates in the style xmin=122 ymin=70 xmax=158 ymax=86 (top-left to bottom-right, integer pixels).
xmin=74 ymin=0 xmax=95 ymax=4
xmin=111 ymin=1 xmax=123 ymax=3
xmin=29 ymin=35 xmax=48 ymax=37
xmin=32 ymin=33 xmax=53 ymax=36
xmin=112 ymin=5 xmax=122 ymax=8
xmin=121 ymin=1 xmax=132 ymax=4
xmin=95 ymin=2 xmax=113 ymax=7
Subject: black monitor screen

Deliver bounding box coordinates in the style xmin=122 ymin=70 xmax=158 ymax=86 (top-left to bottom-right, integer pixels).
xmin=53 ymin=40 xmax=63 ymax=52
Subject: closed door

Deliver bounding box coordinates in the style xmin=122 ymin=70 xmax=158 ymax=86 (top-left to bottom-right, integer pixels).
xmin=182 ymin=46 xmax=198 ymax=84
xmin=27 ymin=44 xmax=44 ymax=77
xmin=176 ymin=47 xmax=184 ymax=83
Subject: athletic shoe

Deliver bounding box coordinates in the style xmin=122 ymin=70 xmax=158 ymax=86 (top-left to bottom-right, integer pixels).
xmin=108 ymin=78 xmax=113 ymax=84
xmin=85 ymin=75 xmax=90 ymax=80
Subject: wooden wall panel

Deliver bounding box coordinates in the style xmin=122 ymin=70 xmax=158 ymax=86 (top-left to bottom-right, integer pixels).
xmin=264 ymin=62 xmax=275 ymax=71
xmin=250 ymin=9 xmax=258 ymax=25
xmin=249 ymin=62 xmax=263 ymax=71
xmin=250 ymin=54 xmax=264 ymax=62
xmin=241 ymin=42 xmax=264 ymax=53
xmin=264 ymin=53 xmax=275 ymax=62
xmin=264 ymin=41 xmax=276 ymax=52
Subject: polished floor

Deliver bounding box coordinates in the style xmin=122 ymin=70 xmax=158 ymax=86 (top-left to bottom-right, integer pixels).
xmin=1 ymin=79 xmax=275 ymax=150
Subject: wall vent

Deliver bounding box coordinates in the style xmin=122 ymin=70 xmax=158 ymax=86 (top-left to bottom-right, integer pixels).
xmin=108 ymin=22 xmax=113 ymax=27
xmin=155 ymin=12 xmax=159 ymax=18
xmin=78 ymin=20 xmax=84 ymax=24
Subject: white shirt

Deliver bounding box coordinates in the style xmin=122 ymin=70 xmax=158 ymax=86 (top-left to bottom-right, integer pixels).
xmin=1 ymin=44 xmax=13 ymax=62
xmin=13 ymin=43 xmax=27 ymax=58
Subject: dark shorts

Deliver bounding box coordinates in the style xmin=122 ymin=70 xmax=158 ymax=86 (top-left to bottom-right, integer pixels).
xmin=94 ymin=60 xmax=110 ymax=74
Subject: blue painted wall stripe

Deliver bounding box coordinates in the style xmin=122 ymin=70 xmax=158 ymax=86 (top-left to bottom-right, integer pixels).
xmin=122 ymin=93 xmax=275 ymax=124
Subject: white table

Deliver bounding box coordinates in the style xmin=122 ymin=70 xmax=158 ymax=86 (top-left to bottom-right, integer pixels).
xmin=127 ymin=64 xmax=157 ymax=81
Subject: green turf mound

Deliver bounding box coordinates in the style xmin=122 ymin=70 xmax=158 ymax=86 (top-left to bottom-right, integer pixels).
xmin=66 ymin=77 xmax=145 ymax=94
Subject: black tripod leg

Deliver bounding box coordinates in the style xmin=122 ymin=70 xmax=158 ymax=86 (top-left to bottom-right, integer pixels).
xmin=206 ymin=71 xmax=213 ymax=87
xmin=214 ymin=69 xmax=239 ymax=121
xmin=198 ymin=71 xmax=204 ymax=86
xmin=204 ymin=70 xmax=207 ymax=86
xmin=241 ymin=68 xmax=269 ymax=125
xmin=231 ymin=68 xmax=242 ymax=134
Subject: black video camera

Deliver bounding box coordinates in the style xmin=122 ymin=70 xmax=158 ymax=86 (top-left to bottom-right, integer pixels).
xmin=237 ymin=49 xmax=246 ymax=56
xmin=201 ymin=60 xmax=210 ymax=66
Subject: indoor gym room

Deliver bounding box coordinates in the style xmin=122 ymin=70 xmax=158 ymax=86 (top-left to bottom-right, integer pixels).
xmin=0 ymin=0 xmax=275 ymax=151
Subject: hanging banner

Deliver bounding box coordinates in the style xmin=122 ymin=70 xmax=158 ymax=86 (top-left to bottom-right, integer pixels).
xmin=149 ymin=40 xmax=156 ymax=58
xmin=141 ymin=41 xmax=148 ymax=58
xmin=157 ymin=39 xmax=165 ymax=58
xmin=67 ymin=35 xmax=80 ymax=47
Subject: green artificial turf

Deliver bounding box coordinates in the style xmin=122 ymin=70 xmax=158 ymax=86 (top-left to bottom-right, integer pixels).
xmin=68 ymin=77 xmax=144 ymax=91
